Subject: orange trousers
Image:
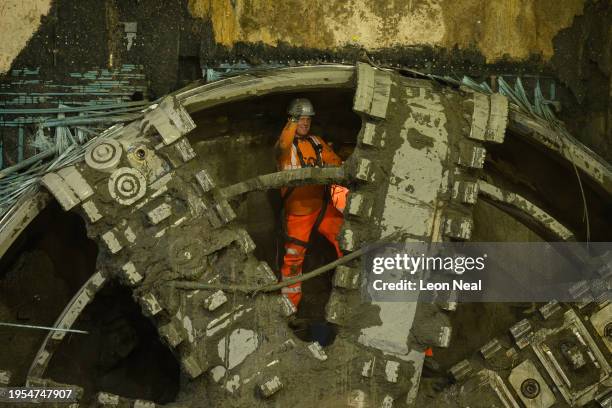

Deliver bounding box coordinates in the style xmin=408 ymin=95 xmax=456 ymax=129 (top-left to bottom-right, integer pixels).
xmin=281 ymin=203 xmax=344 ymax=308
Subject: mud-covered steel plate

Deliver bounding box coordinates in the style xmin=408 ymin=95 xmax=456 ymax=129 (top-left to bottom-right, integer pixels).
xmin=108 ymin=167 xmax=147 ymax=205
xmin=85 ymin=138 xmax=123 ymax=171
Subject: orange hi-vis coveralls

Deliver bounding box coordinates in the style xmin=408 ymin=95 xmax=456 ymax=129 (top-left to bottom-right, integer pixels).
xmin=277 ymin=121 xmax=345 ymax=308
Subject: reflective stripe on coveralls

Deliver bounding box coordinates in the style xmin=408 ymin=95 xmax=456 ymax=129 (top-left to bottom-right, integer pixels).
xmin=277 ymin=126 xmax=345 ymax=308
xmin=280 ymin=202 xmax=343 ymax=307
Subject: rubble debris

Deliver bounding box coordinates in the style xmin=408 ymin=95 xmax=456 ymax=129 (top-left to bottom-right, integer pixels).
xmin=258 ymin=376 xmax=283 ymax=398
xmin=0 ymin=370 xmax=11 ymax=386
xmin=307 ymin=342 xmax=327 ymax=361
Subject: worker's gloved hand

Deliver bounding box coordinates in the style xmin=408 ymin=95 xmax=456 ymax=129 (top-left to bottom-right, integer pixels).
xmin=288 ymin=115 xmax=299 ymax=123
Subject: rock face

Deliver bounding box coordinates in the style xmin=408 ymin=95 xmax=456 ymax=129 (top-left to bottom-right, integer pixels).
xmin=187 ymin=0 xmax=584 ymax=61
xmin=0 ymin=0 xmax=52 ymax=73
xmin=0 ymin=0 xmax=587 ymax=75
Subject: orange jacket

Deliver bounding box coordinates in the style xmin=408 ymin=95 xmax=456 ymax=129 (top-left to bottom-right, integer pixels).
xmin=277 ymin=121 xmax=342 ymax=215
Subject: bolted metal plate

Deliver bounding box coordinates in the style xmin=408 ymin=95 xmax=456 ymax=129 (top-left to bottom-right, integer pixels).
xmin=85 ymin=138 xmax=123 ymax=171
xmin=590 ymin=304 xmax=612 ymax=353
xmin=168 ymin=234 xmax=206 ymax=278
xmin=508 ymin=360 xmax=556 ymax=408
xmin=108 ymin=167 xmax=147 ymax=206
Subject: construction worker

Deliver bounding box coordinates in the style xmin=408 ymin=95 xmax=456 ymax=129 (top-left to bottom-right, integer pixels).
xmin=276 ymin=98 xmax=347 ymax=311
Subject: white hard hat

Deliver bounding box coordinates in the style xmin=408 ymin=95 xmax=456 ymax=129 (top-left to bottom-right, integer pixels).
xmin=287 ymin=98 xmax=315 ymax=117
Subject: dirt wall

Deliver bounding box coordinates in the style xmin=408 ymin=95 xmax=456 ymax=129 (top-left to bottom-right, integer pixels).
xmin=1 ymin=0 xmax=586 ymax=75
xmin=188 ymin=0 xmax=584 ymax=62
xmin=0 ymin=0 xmax=51 ymax=73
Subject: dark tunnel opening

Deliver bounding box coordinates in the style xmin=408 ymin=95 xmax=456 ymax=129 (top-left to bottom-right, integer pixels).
xmin=188 ymin=89 xmax=361 ymax=344
xmin=0 ymin=200 xmax=97 ymax=384
xmin=0 ymin=201 xmax=181 ymax=401
xmin=45 ymin=281 xmax=181 ymax=404
xmin=484 ymin=130 xmax=612 ymax=242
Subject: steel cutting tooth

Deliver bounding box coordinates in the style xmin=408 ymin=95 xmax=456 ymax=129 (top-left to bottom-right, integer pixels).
xmin=0 ymin=370 xmax=11 ymax=386
xmin=40 ymin=173 xmax=80 ymax=210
